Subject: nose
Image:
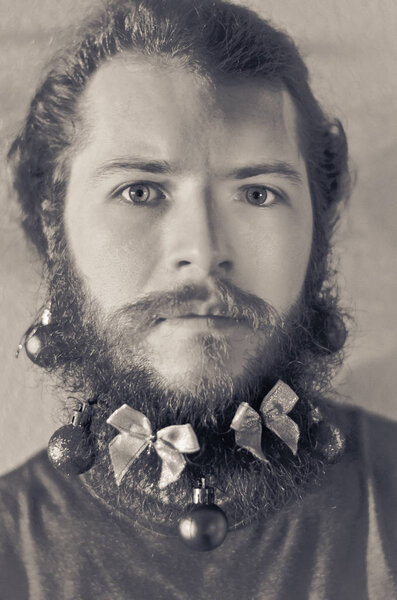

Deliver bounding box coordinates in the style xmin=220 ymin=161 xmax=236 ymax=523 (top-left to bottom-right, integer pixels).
xmin=164 ymin=188 xmax=233 ymax=277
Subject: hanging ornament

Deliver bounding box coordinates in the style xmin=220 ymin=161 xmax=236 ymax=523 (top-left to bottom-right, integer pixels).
xmin=15 ymin=303 xmax=53 ymax=367
xmin=178 ymin=478 xmax=228 ymax=552
xmin=48 ymin=402 xmax=96 ymax=475
xmin=308 ymin=405 xmax=346 ymax=464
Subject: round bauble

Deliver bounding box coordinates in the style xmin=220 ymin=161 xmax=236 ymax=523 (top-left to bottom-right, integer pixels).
xmin=311 ymin=421 xmax=346 ymax=464
xmin=48 ymin=424 xmax=95 ymax=475
xmin=24 ymin=325 xmax=53 ymax=368
xmin=178 ymin=504 xmax=228 ymax=551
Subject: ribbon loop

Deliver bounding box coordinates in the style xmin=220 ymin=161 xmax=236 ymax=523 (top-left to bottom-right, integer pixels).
xmin=106 ymin=404 xmax=199 ymax=488
xmin=230 ymin=402 xmax=269 ymax=463
xmin=232 ymin=380 xmax=300 ymax=461
xmin=260 ymin=380 xmax=300 ymax=455
xmin=107 ymin=405 xmax=152 ymax=437
xmin=261 ymin=380 xmax=298 ymax=419
xmin=265 ymin=415 xmax=300 ymax=455
xmin=154 ymin=440 xmax=187 ymax=489
xmin=157 ymin=424 xmax=201 ymax=454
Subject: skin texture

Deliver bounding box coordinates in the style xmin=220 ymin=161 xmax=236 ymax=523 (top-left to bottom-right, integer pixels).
xmin=64 ymin=56 xmax=313 ymax=391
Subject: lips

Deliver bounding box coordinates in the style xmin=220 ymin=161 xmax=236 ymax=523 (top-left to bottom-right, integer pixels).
xmin=155 ymin=314 xmax=234 ymax=324
xmin=153 ymin=311 xmax=243 ymax=334
xmin=153 ymin=299 xmax=233 ymax=322
xmin=155 ymin=309 xmax=235 ymax=324
xmin=176 ymin=313 xmax=230 ymax=319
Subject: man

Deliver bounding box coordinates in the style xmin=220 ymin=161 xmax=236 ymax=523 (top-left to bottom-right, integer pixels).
xmin=1 ymin=0 xmax=396 ymax=598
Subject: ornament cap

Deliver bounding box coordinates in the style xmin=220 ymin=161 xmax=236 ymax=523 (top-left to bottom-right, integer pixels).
xmin=193 ymin=477 xmax=215 ymax=505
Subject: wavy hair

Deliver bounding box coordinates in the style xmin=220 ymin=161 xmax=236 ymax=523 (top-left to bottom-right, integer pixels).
xmin=8 ymin=0 xmax=351 ymax=368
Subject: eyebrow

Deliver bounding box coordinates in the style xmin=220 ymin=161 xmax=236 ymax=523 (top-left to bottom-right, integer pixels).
xmin=90 ymin=157 xmax=303 ymax=186
xmin=91 ymin=158 xmax=174 ymax=182
xmin=227 ymin=162 xmax=303 ymax=185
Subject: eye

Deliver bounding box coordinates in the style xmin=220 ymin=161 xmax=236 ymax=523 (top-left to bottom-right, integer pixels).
xmin=118 ymin=183 xmax=164 ymax=205
xmin=243 ymin=185 xmax=280 ymax=207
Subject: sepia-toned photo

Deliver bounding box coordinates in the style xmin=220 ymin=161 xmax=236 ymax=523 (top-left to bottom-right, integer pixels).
xmin=1 ymin=0 xmax=396 ymax=598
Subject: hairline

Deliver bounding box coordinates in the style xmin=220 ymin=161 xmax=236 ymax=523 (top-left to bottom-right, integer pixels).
xmin=53 ymin=51 xmax=308 ymax=195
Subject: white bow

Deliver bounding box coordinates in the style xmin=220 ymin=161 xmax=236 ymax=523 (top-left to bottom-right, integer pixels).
xmin=107 ymin=404 xmax=200 ymax=489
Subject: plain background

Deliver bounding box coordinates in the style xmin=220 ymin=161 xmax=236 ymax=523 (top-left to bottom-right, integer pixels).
xmin=0 ymin=0 xmax=396 ymax=476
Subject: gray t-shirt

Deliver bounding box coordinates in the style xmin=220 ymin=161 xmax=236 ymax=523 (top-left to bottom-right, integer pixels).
xmin=0 ymin=406 xmax=396 ymax=599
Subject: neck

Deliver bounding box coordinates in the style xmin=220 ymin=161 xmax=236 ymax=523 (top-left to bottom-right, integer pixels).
xmin=81 ymin=419 xmax=327 ymax=534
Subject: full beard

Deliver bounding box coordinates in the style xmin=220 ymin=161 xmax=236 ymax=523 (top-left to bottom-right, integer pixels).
xmin=42 ymin=248 xmax=343 ymax=530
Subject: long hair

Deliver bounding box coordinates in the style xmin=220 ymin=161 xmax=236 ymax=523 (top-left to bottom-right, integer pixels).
xmin=8 ymin=0 xmax=351 ymax=372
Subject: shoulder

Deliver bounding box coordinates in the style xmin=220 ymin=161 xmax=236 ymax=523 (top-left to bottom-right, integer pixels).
xmin=333 ymin=404 xmax=397 ymax=583
xmin=354 ymin=407 xmax=397 ymax=478
xmin=326 ymin=401 xmax=397 ymax=470
xmin=320 ymin=401 xmax=397 ymax=512
xmin=0 ymin=449 xmax=83 ymax=541
xmin=357 ymin=408 xmax=397 ymax=504
xmin=353 ymin=407 xmax=397 ymax=520
xmin=358 ymin=409 xmax=397 ymax=586
xmin=0 ymin=451 xmax=60 ymax=596
xmin=1 ymin=449 xmax=54 ymax=487
xmin=0 ymin=449 xmax=61 ymax=503
xmin=0 ymin=451 xmax=53 ymax=531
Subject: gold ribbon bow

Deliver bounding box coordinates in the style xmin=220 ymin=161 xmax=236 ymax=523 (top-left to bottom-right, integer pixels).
xmin=230 ymin=380 xmax=300 ymax=462
xmin=106 ymin=404 xmax=200 ymax=489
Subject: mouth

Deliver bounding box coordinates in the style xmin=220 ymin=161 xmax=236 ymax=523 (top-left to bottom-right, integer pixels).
xmin=154 ymin=313 xmax=243 ymax=331
xmin=177 ymin=313 xmax=232 ymax=320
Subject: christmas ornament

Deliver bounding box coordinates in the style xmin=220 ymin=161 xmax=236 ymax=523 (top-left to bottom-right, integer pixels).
xmin=48 ymin=402 xmax=96 ymax=475
xmin=308 ymin=405 xmax=346 ymax=463
xmin=106 ymin=404 xmax=200 ymax=488
xmin=178 ymin=478 xmax=228 ymax=552
xmin=15 ymin=303 xmax=53 ymax=367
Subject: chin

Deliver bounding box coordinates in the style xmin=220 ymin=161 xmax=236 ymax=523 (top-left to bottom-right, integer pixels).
xmin=144 ymin=331 xmax=261 ymax=385
xmin=147 ymin=352 xmax=254 ymax=396
xmin=147 ymin=360 xmax=232 ymax=395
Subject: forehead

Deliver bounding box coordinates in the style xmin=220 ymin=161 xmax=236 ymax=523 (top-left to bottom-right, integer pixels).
xmin=74 ymin=55 xmax=303 ymax=174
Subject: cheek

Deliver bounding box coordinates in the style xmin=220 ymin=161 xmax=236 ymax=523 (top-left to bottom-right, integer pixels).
xmin=232 ymin=207 xmax=313 ymax=312
xmin=65 ymin=206 xmax=158 ymax=311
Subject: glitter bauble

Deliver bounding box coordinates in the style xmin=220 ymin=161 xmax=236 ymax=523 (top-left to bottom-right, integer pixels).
xmin=312 ymin=421 xmax=346 ymax=464
xmin=178 ymin=504 xmax=228 ymax=551
xmin=48 ymin=424 xmax=95 ymax=475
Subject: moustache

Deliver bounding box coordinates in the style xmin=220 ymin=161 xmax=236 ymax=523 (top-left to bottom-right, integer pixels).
xmin=108 ymin=279 xmax=284 ymax=334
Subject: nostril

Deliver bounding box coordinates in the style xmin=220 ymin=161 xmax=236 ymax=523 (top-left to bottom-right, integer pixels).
xmin=177 ymin=260 xmax=192 ymax=268
xmin=219 ymin=260 xmax=232 ymax=272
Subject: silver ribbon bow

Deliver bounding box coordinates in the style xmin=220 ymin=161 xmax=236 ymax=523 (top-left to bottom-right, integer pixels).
xmin=230 ymin=380 xmax=300 ymax=462
xmin=106 ymin=404 xmax=200 ymax=489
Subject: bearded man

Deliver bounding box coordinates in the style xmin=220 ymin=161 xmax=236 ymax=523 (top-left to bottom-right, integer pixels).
xmin=1 ymin=0 xmax=396 ymax=598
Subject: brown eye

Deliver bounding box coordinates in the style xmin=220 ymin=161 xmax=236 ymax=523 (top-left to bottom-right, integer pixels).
xmin=245 ymin=186 xmax=277 ymax=206
xmin=121 ymin=184 xmax=151 ymax=204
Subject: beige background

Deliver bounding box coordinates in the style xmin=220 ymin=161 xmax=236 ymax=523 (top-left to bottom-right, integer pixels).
xmin=1 ymin=0 xmax=396 ymax=476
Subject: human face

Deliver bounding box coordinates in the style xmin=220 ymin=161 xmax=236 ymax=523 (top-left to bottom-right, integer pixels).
xmin=64 ymin=57 xmax=313 ymax=390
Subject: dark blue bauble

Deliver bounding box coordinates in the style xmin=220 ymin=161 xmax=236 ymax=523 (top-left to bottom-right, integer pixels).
xmin=178 ymin=504 xmax=228 ymax=551
xmin=47 ymin=424 xmax=95 ymax=475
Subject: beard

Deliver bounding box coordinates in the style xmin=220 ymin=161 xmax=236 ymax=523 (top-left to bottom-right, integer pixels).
xmin=41 ymin=243 xmax=346 ymax=530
